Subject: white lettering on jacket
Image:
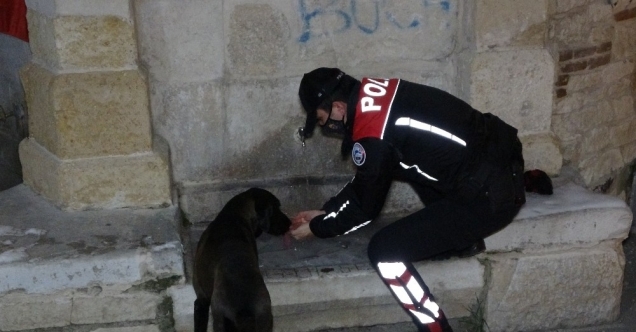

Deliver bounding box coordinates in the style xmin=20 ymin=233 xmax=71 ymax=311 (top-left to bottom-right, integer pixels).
xmin=360 ymin=78 xmax=390 ymax=113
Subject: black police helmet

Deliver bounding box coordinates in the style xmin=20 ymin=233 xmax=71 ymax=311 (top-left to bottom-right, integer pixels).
xmin=298 ymin=67 xmax=345 ymax=138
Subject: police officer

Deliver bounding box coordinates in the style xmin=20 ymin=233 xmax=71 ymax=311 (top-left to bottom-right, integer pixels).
xmin=291 ymin=67 xmax=525 ymax=332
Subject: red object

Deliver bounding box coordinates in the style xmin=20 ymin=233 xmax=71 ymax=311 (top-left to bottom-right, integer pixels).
xmin=353 ymin=77 xmax=400 ymax=141
xmin=0 ymin=0 xmax=29 ymax=42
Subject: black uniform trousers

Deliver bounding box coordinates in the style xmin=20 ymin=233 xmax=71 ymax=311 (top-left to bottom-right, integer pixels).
xmin=367 ymin=162 xmax=524 ymax=332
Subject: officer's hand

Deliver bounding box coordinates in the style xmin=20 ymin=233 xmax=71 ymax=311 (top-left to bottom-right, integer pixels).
xmin=290 ymin=222 xmax=314 ymax=240
xmin=291 ymin=210 xmax=325 ymax=228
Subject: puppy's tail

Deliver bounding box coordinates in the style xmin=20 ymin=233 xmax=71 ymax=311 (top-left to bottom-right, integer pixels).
xmin=194 ymin=298 xmax=210 ymax=332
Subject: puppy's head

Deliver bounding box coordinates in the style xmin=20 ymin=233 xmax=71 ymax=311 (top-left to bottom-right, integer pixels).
xmin=246 ymin=188 xmax=291 ymax=236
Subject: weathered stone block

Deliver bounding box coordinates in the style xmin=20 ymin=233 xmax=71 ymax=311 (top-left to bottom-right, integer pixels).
xmin=25 ymin=11 xmax=136 ymax=71
xmin=580 ymin=126 xmax=611 ymax=155
xmin=169 ymin=285 xmax=196 ymax=332
xmin=549 ymin=3 xmax=614 ymax=45
xmin=578 ymin=148 xmax=625 ymax=186
xmin=475 ymin=0 xmax=547 ymax=51
xmin=486 ymin=182 xmax=632 ymax=252
xmin=602 ymin=59 xmax=636 ymax=85
xmin=275 ymin=303 xmax=408 ymax=332
xmin=470 ymin=49 xmax=554 ymax=134
xmin=71 ymin=292 xmax=160 ymax=324
xmin=552 ymin=101 xmax=612 ymax=141
xmin=26 ymin=10 xmax=59 ymax=70
xmin=55 ymin=15 xmax=137 ymax=71
xmin=610 ymin=122 xmax=636 ymax=148
xmin=554 ymin=86 xmax=606 ymax=115
xmin=0 ymin=293 xmax=72 ymax=330
xmin=91 ymin=326 xmax=160 ymax=332
xmin=519 ymin=132 xmax=562 ymax=175
xmin=486 ymin=243 xmax=625 ymax=332
xmin=621 ymin=141 xmax=636 ymax=164
xmin=134 ymin=0 xmax=224 ymax=83
xmin=553 ymin=0 xmax=590 ymax=14
xmin=224 ymin=77 xmax=347 ymax=177
xmin=19 ymin=138 xmax=171 ymax=210
xmin=26 ymin=0 xmax=132 ymax=18
xmin=149 ymin=80 xmax=225 ymax=183
xmin=170 ymin=259 xmax=484 ymax=332
xmin=567 ymin=70 xmax=605 ymax=92
xmin=21 ymin=64 xmax=152 ymax=159
xmin=228 ymin=4 xmax=287 ymax=76
xmin=281 ymin=0 xmax=460 ymax=71
xmin=613 ymin=95 xmax=635 ymax=121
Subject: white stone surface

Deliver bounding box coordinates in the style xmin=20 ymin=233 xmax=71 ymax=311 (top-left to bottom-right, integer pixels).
xmin=275 ymin=0 xmax=461 ymax=71
xmin=470 ymin=49 xmax=554 ymax=134
xmin=0 ymin=294 xmax=72 ymax=330
xmin=520 ymin=132 xmax=563 ymax=176
xmin=170 ymin=258 xmax=484 ymax=332
xmin=0 ymin=183 xmax=185 ymax=321
xmin=486 ymin=243 xmax=625 ymax=332
xmin=0 ymin=242 xmax=183 ymax=295
xmin=91 ymin=326 xmax=160 ymax=332
xmin=0 ymin=254 xmax=143 ymax=295
xmin=26 ymin=0 xmax=132 ymax=19
xmin=486 ymin=182 xmax=632 ymax=252
xmin=71 ymin=292 xmax=160 ymax=324
xmin=475 ymin=0 xmax=547 ymax=51
xmin=0 ymin=289 xmax=163 ymax=330
xmin=169 ymin=284 xmax=197 ymax=332
xmin=613 ymin=20 xmax=636 ymax=60
xmin=134 ymin=0 xmax=224 ymax=83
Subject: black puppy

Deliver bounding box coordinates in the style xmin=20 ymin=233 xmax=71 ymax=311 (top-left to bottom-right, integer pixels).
xmin=193 ymin=188 xmax=291 ymax=332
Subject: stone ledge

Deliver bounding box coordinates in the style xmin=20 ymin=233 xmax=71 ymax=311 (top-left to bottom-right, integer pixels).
xmin=172 ymin=181 xmax=631 ymax=332
xmin=486 ymin=182 xmax=632 ymax=252
xmin=0 ymin=185 xmax=183 ymax=294
xmin=0 ymin=181 xmax=631 ymax=331
xmin=0 ymin=184 xmax=184 ymax=331
xmin=19 ymin=139 xmax=172 ymax=211
xmin=486 ymin=242 xmax=625 ymax=331
xmin=0 ymin=290 xmax=163 ymax=331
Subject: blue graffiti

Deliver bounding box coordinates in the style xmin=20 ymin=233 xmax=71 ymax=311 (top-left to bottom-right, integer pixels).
xmin=298 ymin=0 xmax=451 ymax=43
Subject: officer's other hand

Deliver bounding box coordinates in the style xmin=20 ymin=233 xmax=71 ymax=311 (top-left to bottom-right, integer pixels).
xmin=290 ymin=222 xmax=314 ymax=240
xmin=289 ymin=210 xmax=324 ymax=240
xmin=291 ymin=210 xmax=325 ymax=228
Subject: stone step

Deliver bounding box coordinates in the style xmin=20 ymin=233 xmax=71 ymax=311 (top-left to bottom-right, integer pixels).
xmin=170 ymin=257 xmax=483 ymax=332
xmin=172 ymin=181 xmax=632 ymax=332
xmin=0 ymin=181 xmax=632 ymax=332
xmin=0 ymin=185 xmax=185 ymax=332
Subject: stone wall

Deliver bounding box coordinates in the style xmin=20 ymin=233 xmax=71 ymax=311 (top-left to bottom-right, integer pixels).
xmin=133 ymin=0 xmax=475 ymax=221
xmin=550 ymin=0 xmax=636 ymax=194
xmin=16 ymin=0 xmax=636 ymax=220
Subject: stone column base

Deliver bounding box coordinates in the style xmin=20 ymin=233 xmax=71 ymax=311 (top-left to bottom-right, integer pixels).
xmin=19 ymin=138 xmax=171 ymax=210
xmin=519 ymin=132 xmax=563 ymax=176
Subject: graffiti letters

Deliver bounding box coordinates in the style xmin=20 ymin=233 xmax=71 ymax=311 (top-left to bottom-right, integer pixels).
xmin=298 ymin=0 xmax=451 ymax=42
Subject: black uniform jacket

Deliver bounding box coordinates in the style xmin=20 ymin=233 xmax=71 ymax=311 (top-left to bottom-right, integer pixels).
xmin=309 ymin=77 xmax=499 ymax=238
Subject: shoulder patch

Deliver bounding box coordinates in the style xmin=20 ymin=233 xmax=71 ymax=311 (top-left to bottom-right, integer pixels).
xmin=352 ymin=142 xmax=366 ymax=166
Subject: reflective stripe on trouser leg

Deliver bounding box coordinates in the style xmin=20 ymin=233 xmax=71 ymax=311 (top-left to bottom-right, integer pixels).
xmin=377 ymin=262 xmax=450 ymax=332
